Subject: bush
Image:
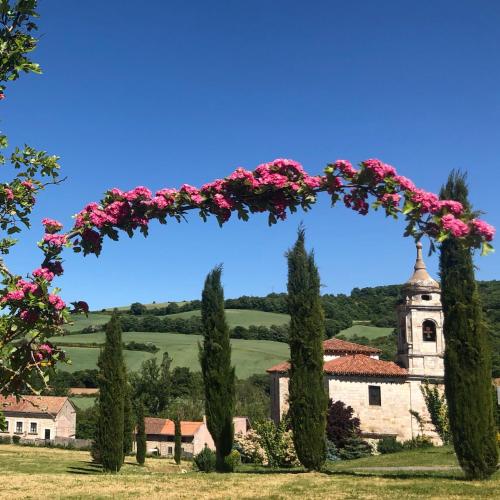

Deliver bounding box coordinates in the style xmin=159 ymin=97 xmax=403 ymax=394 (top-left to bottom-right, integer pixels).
xmin=234 ymin=430 xmax=267 ymax=464
xmin=338 ymin=435 xmax=372 ymax=460
xmin=402 ymin=435 xmax=434 ymax=450
xmin=0 ymin=435 xmax=11 ymax=444
xmin=253 ymin=419 xmax=299 ymax=468
xmin=325 ymin=439 xmax=340 ymax=462
xmin=12 ymin=435 xmax=20 ymax=444
xmin=377 ymin=436 xmax=403 ymax=455
xmin=224 ymin=449 xmax=241 ymax=472
xmin=193 ymin=447 xmax=216 ymax=472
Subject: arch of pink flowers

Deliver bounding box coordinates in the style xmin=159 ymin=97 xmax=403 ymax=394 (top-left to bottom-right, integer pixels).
xmin=0 ymin=157 xmax=496 ymax=390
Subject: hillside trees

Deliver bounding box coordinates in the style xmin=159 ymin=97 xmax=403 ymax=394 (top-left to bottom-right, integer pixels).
xmin=199 ymin=266 xmax=235 ymax=472
xmin=439 ymin=172 xmax=498 ymax=479
xmin=94 ymin=313 xmax=125 ymax=472
xmin=286 ymin=228 xmax=327 ymax=471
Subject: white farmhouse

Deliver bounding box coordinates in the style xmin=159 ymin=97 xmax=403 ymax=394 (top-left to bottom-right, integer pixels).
xmin=267 ymin=243 xmax=445 ymax=442
xmin=0 ymin=395 xmax=76 ymax=441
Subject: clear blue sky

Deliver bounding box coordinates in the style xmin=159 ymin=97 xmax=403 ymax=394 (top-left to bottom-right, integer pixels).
xmin=2 ymin=0 xmax=499 ymax=309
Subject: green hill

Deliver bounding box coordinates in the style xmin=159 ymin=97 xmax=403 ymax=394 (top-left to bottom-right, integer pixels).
xmin=52 ymin=331 xmax=289 ymax=379
xmin=167 ymin=309 xmax=290 ymax=327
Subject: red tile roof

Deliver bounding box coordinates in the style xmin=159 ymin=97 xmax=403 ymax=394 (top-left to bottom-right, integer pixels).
xmin=323 ymin=338 xmax=381 ymax=354
xmin=267 ymin=355 xmax=407 ymax=378
xmin=324 ymin=355 xmax=407 ymax=377
xmin=144 ymin=417 xmax=203 ymax=436
xmin=0 ymin=395 xmax=69 ymax=416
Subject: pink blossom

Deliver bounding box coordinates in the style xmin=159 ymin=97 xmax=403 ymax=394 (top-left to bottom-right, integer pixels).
xmin=303 ymin=176 xmax=322 ymax=189
xmin=32 ymin=267 xmax=55 ymax=282
xmin=39 ymin=344 xmax=53 ymax=354
xmin=394 ymin=175 xmax=416 ymax=192
xmin=16 ymin=279 xmax=38 ymax=295
xmin=380 ymin=193 xmax=401 ymax=207
xmin=104 ymin=200 xmax=130 ymax=224
xmin=411 ymin=189 xmax=440 ymax=213
xmin=42 ymin=218 xmax=63 ymax=233
xmin=471 ymin=219 xmax=495 ymax=242
xmin=213 ymin=193 xmax=234 ymax=210
xmin=125 ymin=186 xmax=152 ymax=201
xmin=438 ymin=200 xmax=464 ymax=216
xmin=334 ymin=160 xmax=358 ymax=177
xmin=441 ymin=214 xmax=470 ymax=237
xmin=363 ymin=159 xmax=396 ymax=182
xmin=180 ymin=184 xmax=204 ymax=204
xmin=108 ymin=188 xmax=125 ymax=198
xmin=21 ymin=181 xmax=34 ymax=190
xmin=43 ymin=233 xmax=68 ymax=247
xmin=4 ymin=187 xmax=14 ymax=201
xmin=48 ymin=294 xmax=66 ymax=310
xmin=5 ymin=289 xmax=25 ymax=301
xmin=20 ymin=310 xmax=39 ymax=323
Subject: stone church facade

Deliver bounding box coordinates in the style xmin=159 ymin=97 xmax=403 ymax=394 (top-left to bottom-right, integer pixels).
xmin=267 ymin=243 xmax=445 ymax=442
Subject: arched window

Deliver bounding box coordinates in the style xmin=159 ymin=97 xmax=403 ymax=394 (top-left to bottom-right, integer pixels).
xmin=422 ymin=320 xmax=436 ymax=342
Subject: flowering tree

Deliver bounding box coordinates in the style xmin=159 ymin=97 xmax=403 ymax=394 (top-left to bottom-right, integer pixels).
xmin=0 ymin=1 xmax=496 ymax=396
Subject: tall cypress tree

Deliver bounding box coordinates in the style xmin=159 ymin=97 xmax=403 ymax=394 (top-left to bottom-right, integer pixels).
xmin=95 ymin=312 xmax=125 ymax=472
xmin=123 ymin=375 xmax=134 ymax=459
xmin=174 ymin=415 xmax=182 ymax=465
xmin=136 ymin=399 xmax=146 ymax=466
xmin=199 ymin=265 xmax=235 ymax=472
xmin=439 ymin=171 xmax=498 ymax=479
xmin=286 ymin=228 xmax=327 ymax=471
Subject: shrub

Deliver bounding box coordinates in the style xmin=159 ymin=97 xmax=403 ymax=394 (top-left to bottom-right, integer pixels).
xmin=253 ymin=419 xmax=299 ymax=468
xmin=193 ymin=447 xmax=216 ymax=472
xmin=402 ymin=435 xmax=434 ymax=450
xmin=377 ymin=437 xmax=403 ymax=455
xmin=326 ymin=400 xmax=361 ymax=449
xmin=338 ymin=435 xmax=372 ymax=460
xmin=325 ymin=439 xmax=340 ymax=462
xmin=0 ymin=435 xmax=11 ymax=444
xmin=224 ymin=449 xmax=241 ymax=472
xmin=12 ymin=435 xmax=20 ymax=444
xmin=234 ymin=430 xmax=267 ymax=464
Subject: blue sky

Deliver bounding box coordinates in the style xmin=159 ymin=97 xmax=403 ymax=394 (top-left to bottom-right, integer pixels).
xmin=1 ymin=0 xmax=499 ymax=309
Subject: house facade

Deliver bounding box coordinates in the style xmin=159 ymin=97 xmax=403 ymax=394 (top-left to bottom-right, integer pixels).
xmin=268 ymin=243 xmax=445 ymax=442
xmin=134 ymin=416 xmax=249 ymax=457
xmin=0 ymin=395 xmax=76 ymax=441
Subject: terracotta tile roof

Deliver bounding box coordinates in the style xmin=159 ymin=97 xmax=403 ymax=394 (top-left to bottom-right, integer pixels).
xmin=324 ymin=355 xmax=407 ymax=377
xmin=323 ymin=338 xmax=381 ymax=354
xmin=267 ymin=355 xmax=407 ymax=378
xmin=68 ymin=388 xmax=99 ymax=395
xmin=144 ymin=417 xmax=203 ymax=436
xmin=0 ymin=395 xmax=69 ymax=416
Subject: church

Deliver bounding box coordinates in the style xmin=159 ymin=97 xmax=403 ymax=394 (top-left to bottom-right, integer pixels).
xmin=267 ymin=242 xmax=445 ymax=442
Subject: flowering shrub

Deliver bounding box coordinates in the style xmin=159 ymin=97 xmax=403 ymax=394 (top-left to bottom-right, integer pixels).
xmin=252 ymin=419 xmax=299 ymax=468
xmin=234 ymin=430 xmax=268 ymax=465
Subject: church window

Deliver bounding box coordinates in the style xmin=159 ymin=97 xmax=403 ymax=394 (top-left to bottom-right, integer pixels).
xmin=368 ymin=386 xmax=381 ymax=406
xmin=421 ymin=294 xmax=432 ymax=301
xmin=422 ymin=320 xmax=436 ymax=342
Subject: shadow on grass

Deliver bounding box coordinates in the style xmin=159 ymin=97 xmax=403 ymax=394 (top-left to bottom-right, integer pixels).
xmin=67 ymin=461 xmax=102 ymax=475
xmin=236 ymin=468 xmax=306 ymax=475
xmin=322 ymin=468 xmax=466 ymax=481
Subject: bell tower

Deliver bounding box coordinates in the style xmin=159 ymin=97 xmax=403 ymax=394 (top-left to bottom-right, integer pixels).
xmin=396 ymin=242 xmax=444 ymax=379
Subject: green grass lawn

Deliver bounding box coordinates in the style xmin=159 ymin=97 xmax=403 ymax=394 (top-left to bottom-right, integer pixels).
xmin=53 ymin=331 xmax=289 ymax=378
xmin=0 ymin=444 xmax=498 ymax=499
xmin=69 ymin=396 xmax=97 ymax=410
xmin=337 ymin=324 xmax=393 ymax=339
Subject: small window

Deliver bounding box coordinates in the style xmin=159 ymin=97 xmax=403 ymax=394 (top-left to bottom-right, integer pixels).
xmin=421 ymin=294 xmax=432 ymax=301
xmin=30 ymin=422 xmax=37 ymax=434
xmin=16 ymin=422 xmax=23 ymax=433
xmin=368 ymin=386 xmax=381 ymax=406
xmin=423 ymin=320 xmax=436 ymax=342
xmin=168 ymin=446 xmax=173 ymax=455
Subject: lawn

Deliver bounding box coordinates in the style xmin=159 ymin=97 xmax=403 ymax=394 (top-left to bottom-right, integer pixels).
xmin=337 ymin=324 xmax=393 ymax=340
xmin=70 ymin=396 xmax=97 ymax=410
xmin=53 ymin=331 xmax=289 ymax=379
xmin=0 ymin=444 xmax=498 ymax=499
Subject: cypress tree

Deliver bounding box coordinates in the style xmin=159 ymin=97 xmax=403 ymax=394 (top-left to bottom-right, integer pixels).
xmin=439 ymin=171 xmax=498 ymax=479
xmin=136 ymin=399 xmax=146 ymax=466
xmin=123 ymin=376 xmax=134 ymax=459
xmin=199 ymin=265 xmax=235 ymax=472
xmin=174 ymin=415 xmax=182 ymax=465
xmin=286 ymin=228 xmax=327 ymax=471
xmin=95 ymin=312 xmax=125 ymax=472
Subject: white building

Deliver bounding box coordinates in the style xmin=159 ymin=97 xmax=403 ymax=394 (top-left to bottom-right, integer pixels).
xmin=267 ymin=243 xmax=445 ymax=442
xmin=0 ymin=395 xmax=76 ymax=441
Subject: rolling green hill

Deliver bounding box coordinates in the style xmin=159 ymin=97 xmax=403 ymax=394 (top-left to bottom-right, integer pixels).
xmin=167 ymin=309 xmax=290 ymax=327
xmin=52 ymin=331 xmax=289 ymax=379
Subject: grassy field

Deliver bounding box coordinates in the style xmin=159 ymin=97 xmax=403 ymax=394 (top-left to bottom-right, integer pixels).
xmin=70 ymin=396 xmax=97 ymax=410
xmin=0 ymin=444 xmax=498 ymax=499
xmin=338 ymin=324 xmax=393 ymax=340
xmin=54 ymin=331 xmax=289 ymax=379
